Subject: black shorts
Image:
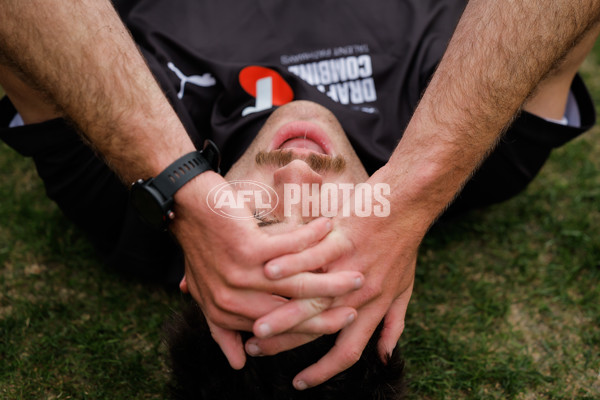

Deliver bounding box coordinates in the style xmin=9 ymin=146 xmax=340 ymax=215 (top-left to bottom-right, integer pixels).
xmin=0 ymin=75 xmax=595 ymax=284
xmin=445 ymin=74 xmax=595 ymax=216
xmin=0 ymin=100 xmax=184 ymax=286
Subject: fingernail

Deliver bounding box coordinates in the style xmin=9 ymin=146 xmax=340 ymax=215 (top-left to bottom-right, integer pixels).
xmin=257 ymin=322 xmax=272 ymax=337
xmin=354 ymin=276 xmax=363 ymax=289
xmin=346 ymin=313 xmax=356 ymax=326
xmin=246 ymin=342 xmax=262 ymax=356
xmin=267 ymin=264 xmax=282 ymax=279
xmin=294 ymin=380 xmax=308 ymax=391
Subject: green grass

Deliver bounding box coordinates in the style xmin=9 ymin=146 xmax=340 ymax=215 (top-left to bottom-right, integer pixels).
xmin=2 ymin=48 xmax=600 ymax=398
xmin=0 ymin=117 xmax=179 ymax=398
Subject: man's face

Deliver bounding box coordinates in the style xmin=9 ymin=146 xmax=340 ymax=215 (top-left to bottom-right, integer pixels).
xmin=224 ymin=100 xmax=368 ymax=232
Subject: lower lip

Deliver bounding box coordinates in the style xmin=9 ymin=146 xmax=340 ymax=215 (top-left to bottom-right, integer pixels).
xmin=271 ymin=121 xmax=333 ymax=155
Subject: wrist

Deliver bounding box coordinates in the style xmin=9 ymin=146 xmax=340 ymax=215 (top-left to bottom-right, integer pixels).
xmin=173 ymin=169 xmax=224 ymax=209
xmin=169 ymin=170 xmax=226 ymax=235
xmin=117 ymin=110 xmax=198 ymax=179
xmin=372 ymin=138 xmax=470 ymax=233
xmin=374 ymin=97 xmax=499 ymax=231
xmin=130 ymin=141 xmax=222 ymax=230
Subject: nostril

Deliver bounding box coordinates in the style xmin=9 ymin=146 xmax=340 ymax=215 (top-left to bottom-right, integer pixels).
xmin=273 ymin=160 xmax=324 ymax=187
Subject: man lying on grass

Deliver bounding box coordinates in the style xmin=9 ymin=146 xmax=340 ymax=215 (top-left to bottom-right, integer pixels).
xmin=0 ymin=0 xmax=598 ymax=394
xmin=164 ymin=102 xmax=410 ymax=398
xmin=166 ymin=94 xmax=595 ymax=398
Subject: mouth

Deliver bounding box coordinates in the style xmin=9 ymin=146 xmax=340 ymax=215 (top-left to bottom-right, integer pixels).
xmin=270 ymin=121 xmax=333 ymax=155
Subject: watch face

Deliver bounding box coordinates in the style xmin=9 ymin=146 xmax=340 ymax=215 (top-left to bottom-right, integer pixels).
xmin=130 ymin=182 xmax=167 ymax=230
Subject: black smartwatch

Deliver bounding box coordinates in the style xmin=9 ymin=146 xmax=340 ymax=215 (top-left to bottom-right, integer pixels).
xmin=130 ymin=139 xmax=221 ymax=230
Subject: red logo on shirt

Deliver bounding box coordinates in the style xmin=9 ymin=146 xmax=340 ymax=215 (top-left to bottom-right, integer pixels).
xmin=239 ymin=66 xmax=294 ymax=116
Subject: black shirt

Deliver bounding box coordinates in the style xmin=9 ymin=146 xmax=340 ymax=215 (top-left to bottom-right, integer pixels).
xmin=121 ymin=0 xmax=468 ymax=173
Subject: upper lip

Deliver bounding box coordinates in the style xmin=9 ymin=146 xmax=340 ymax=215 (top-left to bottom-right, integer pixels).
xmin=269 ymin=121 xmax=334 ymax=155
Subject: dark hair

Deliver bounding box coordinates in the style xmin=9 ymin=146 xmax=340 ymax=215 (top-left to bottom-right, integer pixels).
xmin=165 ymin=301 xmax=406 ymax=400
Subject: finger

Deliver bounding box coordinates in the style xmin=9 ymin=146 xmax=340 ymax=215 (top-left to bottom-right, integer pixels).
xmin=292 ymin=307 xmax=382 ymax=390
xmin=207 ymin=292 xmax=288 ymax=330
xmin=267 ymin=270 xmax=363 ymax=299
xmin=246 ymin=307 xmax=359 ymax=357
xmin=251 ymin=305 xmax=358 ymax=349
xmin=377 ymin=287 xmax=412 ymax=362
xmin=246 ymin=332 xmax=320 ymax=357
xmin=258 ymin=217 xmax=332 ymax=260
xmin=183 ymin=276 xmax=257 ymax=331
xmin=264 ymin=230 xmax=350 ymax=279
xmin=206 ymin=318 xmax=246 ymax=370
xmin=253 ymin=297 xmax=333 ymax=338
xmin=253 ymin=297 xmax=340 ymax=338
xmin=293 ymin=306 xmax=357 ymax=335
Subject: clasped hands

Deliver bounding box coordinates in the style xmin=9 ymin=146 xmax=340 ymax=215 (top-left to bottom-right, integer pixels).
xmin=173 ymin=174 xmax=418 ymax=390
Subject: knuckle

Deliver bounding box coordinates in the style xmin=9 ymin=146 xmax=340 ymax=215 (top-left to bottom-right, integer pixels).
xmin=300 ymin=298 xmax=332 ymax=316
xmin=208 ymin=313 xmax=229 ymax=329
xmin=203 ymin=304 xmax=228 ymax=327
xmin=308 ymin=297 xmax=332 ymax=312
xmin=213 ymin=289 xmax=239 ymax=314
xmin=237 ymin=246 xmax=253 ymax=262
xmin=224 ymin=268 xmax=248 ymax=288
xmin=236 ymin=242 xmax=260 ymax=263
xmin=330 ymin=231 xmax=353 ymax=252
xmin=338 ymin=238 xmax=353 ymax=254
xmin=340 ymin=347 xmax=362 ymax=367
xmin=359 ymin=283 xmax=382 ymax=301
xmin=294 ymin=277 xmax=308 ymax=297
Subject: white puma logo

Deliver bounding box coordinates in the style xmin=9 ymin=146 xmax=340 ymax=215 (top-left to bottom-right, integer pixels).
xmin=167 ymin=62 xmax=216 ymax=99
xmin=242 ymin=77 xmax=273 ymax=116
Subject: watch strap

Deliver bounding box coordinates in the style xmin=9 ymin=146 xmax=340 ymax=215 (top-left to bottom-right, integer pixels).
xmin=151 ymin=140 xmax=221 ymax=198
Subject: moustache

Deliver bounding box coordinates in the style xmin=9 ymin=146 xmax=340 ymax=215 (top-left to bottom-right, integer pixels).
xmin=255 ymin=149 xmax=346 ymax=173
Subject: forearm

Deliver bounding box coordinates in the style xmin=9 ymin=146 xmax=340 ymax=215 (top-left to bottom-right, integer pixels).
xmin=0 ymin=0 xmax=193 ymax=181
xmin=378 ymin=0 xmax=600 ymax=230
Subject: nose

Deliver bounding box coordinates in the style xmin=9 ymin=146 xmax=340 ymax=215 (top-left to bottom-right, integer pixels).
xmin=273 ymin=159 xmax=323 ymax=225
